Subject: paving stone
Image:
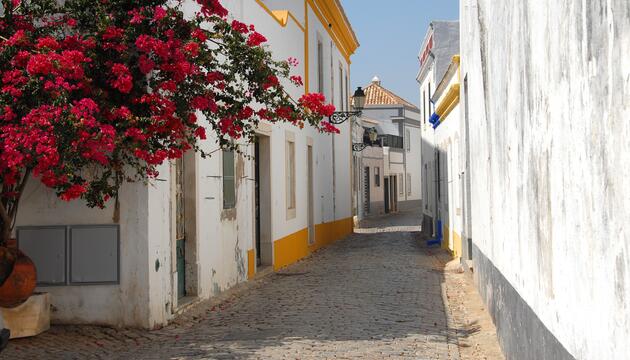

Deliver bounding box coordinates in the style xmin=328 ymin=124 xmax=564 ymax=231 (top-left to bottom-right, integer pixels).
xmin=3 ymin=210 xmax=503 ymax=359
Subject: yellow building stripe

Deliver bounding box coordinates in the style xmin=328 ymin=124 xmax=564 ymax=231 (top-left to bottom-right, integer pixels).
xmin=254 ymin=0 xmax=305 ymax=32
xmin=452 ymin=231 xmax=462 ymax=258
xmin=442 ymin=224 xmax=450 ymax=251
xmin=273 ymin=228 xmax=310 ymax=271
xmin=441 ymin=94 xmax=459 ymax=120
xmin=310 ymin=217 xmax=353 ymax=252
xmin=247 ymin=249 xmax=256 ymax=279
xmin=306 ymin=0 xmax=358 ymax=64
xmin=272 ymin=217 xmax=353 ymax=270
xmin=435 ymin=84 xmax=460 ymax=115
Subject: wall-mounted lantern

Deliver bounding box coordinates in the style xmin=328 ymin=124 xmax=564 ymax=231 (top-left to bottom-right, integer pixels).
xmin=353 ymin=127 xmax=378 ymax=152
xmin=329 ymin=87 xmax=366 ymax=125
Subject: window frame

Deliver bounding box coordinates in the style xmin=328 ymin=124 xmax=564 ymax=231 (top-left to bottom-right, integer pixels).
xmin=339 ymin=64 xmax=344 ymax=111
xmin=222 ymin=150 xmax=236 ymax=209
xmin=317 ymin=37 xmax=324 ymax=94
xmin=286 ymin=137 xmax=296 ymax=218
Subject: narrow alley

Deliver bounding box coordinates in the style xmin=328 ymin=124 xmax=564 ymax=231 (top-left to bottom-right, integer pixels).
xmin=4 ymin=211 xmax=502 ymax=359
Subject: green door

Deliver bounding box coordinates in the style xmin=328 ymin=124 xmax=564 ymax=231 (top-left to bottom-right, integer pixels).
xmin=175 ymin=158 xmax=186 ymax=299
xmin=176 ymin=239 xmax=185 ymax=298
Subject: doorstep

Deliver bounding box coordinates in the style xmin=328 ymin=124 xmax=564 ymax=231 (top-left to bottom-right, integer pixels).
xmin=174 ymin=296 xmax=202 ymax=314
xmin=253 ymin=265 xmax=273 ymax=280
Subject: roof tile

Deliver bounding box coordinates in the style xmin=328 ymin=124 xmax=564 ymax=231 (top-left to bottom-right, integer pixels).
xmin=361 ymin=82 xmax=419 ymax=110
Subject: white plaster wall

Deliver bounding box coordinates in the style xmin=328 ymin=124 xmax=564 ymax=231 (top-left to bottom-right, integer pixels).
xmin=432 ymin=67 xmax=463 ymax=241
xmin=362 ymin=147 xmax=385 ymax=215
xmin=404 ymin=123 xmax=422 ymax=203
xmin=418 ymin=67 xmax=437 ymax=220
xmin=16 ymin=178 xmax=153 ymax=328
xmin=306 ymin=2 xmax=353 ymax=226
xmin=461 ymin=0 xmax=630 ymax=358
xmin=146 ymin=162 xmax=174 ymax=328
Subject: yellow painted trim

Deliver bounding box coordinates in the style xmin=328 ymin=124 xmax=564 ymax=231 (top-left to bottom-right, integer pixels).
xmin=255 ymin=0 xmax=305 ymax=32
xmin=310 ymin=217 xmax=353 ymax=252
xmin=435 ymin=83 xmax=460 ymax=122
xmin=306 ymin=0 xmax=358 ymax=64
xmin=452 ymin=231 xmax=462 ymax=258
xmin=271 ymin=10 xmax=290 ymax=26
xmin=272 ymin=217 xmax=353 ymax=271
xmin=454 ymin=55 xmax=461 ymax=83
xmin=435 ymin=84 xmax=460 ymax=115
xmin=247 ymin=249 xmax=256 ymax=279
xmin=442 ymin=224 xmax=450 ymax=251
xmin=287 ymin=12 xmax=306 ymax=32
xmin=441 ymin=95 xmax=459 ymax=120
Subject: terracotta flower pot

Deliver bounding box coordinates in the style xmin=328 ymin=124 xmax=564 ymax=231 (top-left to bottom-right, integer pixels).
xmin=0 ymin=248 xmax=37 ymax=308
xmin=0 ymin=247 xmax=17 ymax=286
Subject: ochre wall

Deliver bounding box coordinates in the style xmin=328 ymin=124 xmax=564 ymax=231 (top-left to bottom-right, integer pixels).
xmin=272 ymin=217 xmax=353 ymax=271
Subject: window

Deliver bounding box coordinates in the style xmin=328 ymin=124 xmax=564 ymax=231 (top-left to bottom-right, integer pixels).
xmin=399 ymin=174 xmax=404 ymax=195
xmin=345 ymin=73 xmax=349 ymax=111
xmin=375 ymin=167 xmax=380 ymax=187
xmin=436 ymin=151 xmax=441 ymax=200
xmin=286 ymin=140 xmax=296 ymax=211
xmin=223 ymin=150 xmax=236 ymax=209
xmin=339 ymin=65 xmax=344 ymax=111
xmin=423 ymin=90 xmax=426 ymax=123
xmin=428 ymin=82 xmax=432 ymax=116
xmin=407 ymin=173 xmax=412 ymax=195
xmin=405 ymin=129 xmax=411 ymax=152
xmin=317 ymin=38 xmax=324 ymax=93
xmin=424 ymin=164 xmax=428 ymax=209
xmin=329 ymin=41 xmax=334 ymax=103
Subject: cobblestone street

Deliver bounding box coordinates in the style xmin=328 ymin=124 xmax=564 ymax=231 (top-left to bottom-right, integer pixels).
xmin=3 ymin=210 xmax=502 ymax=359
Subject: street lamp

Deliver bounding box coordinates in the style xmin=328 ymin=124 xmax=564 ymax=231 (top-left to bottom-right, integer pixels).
xmin=352 ymin=127 xmax=378 ymax=152
xmin=329 ymin=87 xmax=366 ymax=124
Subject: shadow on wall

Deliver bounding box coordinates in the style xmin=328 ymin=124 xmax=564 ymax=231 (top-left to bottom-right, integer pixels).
xmin=422 ymin=130 xmax=473 ymax=262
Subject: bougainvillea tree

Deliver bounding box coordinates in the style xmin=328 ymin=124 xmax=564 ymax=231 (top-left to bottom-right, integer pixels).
xmin=0 ymin=0 xmax=338 ymax=245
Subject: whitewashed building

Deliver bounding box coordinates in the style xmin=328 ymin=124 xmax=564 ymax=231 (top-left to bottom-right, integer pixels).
xmin=13 ymin=0 xmax=358 ymax=329
xmin=353 ymin=117 xmax=385 ymax=220
xmin=357 ymin=77 xmax=422 ymax=215
xmin=461 ymin=0 xmax=630 ymax=358
xmin=416 ymin=21 xmax=459 ymax=242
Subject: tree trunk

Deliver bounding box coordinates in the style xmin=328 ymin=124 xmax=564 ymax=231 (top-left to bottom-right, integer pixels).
xmin=0 ymin=171 xmax=29 ymax=247
xmin=0 ymin=203 xmax=10 ymax=247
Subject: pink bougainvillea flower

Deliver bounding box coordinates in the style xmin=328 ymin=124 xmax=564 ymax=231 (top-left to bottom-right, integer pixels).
xmin=246 ymin=32 xmax=267 ymax=47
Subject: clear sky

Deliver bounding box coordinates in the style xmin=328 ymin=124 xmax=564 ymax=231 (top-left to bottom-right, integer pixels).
xmin=341 ymin=0 xmax=459 ymax=106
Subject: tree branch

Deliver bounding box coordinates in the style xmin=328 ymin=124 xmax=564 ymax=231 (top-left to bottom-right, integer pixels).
xmin=0 ymin=199 xmax=11 ymax=246
xmin=8 ymin=170 xmax=30 ymax=234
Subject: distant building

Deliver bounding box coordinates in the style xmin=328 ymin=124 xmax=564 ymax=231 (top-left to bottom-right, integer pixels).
xmin=354 ymin=77 xmax=422 ymax=220
xmin=416 ymin=21 xmax=460 ymax=246
xmin=354 ymin=117 xmax=386 ymax=219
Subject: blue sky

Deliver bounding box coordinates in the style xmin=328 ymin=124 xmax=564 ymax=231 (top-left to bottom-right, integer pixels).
xmin=341 ymin=0 xmax=459 ymax=106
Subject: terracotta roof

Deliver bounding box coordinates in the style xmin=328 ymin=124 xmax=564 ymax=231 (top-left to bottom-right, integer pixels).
xmin=361 ymin=80 xmax=419 ymax=110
